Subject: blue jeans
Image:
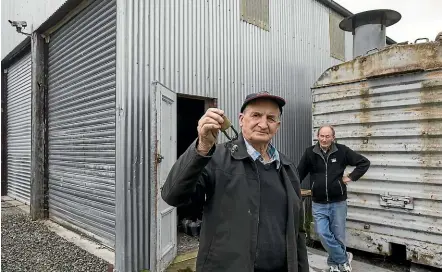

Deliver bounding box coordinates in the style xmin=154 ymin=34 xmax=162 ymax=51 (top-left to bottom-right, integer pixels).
xmin=312 ymin=200 xmax=348 ymax=265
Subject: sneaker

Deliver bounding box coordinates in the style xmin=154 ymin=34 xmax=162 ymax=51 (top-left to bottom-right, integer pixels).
xmin=347 ymin=252 xmax=353 ymax=264
xmin=339 ymin=262 xmax=352 ymax=272
xmin=329 ymin=265 xmax=340 ymax=272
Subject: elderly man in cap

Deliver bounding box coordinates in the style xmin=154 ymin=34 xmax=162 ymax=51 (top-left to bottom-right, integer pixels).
xmin=162 ymin=92 xmax=309 ymax=272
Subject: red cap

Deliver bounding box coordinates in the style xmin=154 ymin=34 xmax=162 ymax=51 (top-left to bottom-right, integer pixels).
xmin=240 ymin=91 xmax=286 ymax=113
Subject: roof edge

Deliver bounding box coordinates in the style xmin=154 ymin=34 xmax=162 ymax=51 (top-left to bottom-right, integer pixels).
xmin=35 ymin=0 xmax=85 ymax=34
xmin=316 ymin=0 xmax=396 ymax=44
xmin=2 ymin=0 xmax=85 ymax=66
xmin=1 ymin=36 xmax=31 ymax=67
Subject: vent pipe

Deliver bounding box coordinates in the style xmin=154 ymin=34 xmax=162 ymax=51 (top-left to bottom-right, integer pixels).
xmin=339 ymin=9 xmax=401 ymax=58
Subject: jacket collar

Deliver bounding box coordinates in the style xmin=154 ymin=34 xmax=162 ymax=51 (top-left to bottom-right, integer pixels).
xmin=244 ymin=137 xmax=280 ymax=169
xmin=229 ymin=133 xmax=291 ymax=166
xmin=313 ymin=142 xmax=338 ymax=157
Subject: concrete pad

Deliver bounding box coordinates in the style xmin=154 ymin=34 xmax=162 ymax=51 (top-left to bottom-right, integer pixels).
xmin=308 ymin=248 xmax=394 ymax=272
xmin=173 ymin=251 xmax=198 ymax=264
xmin=1 ymin=195 xmax=14 ymax=201
xmin=165 ymin=247 xmax=396 ymax=272
xmin=409 ymin=263 xmax=435 ymax=272
xmin=6 ymin=199 xmax=25 ymax=207
xmin=166 ymin=251 xmax=198 ymax=271
xmin=1 ymin=201 xmax=14 ymax=208
xmin=43 ymin=220 xmax=115 ymax=265
xmin=1 ymin=198 xmax=29 ymax=213
xmin=166 ymin=258 xmax=196 ymax=272
xmin=17 ymin=204 xmax=30 ymax=214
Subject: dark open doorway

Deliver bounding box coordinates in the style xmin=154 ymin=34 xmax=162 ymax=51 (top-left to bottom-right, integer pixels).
xmin=176 ymin=95 xmax=216 ymax=255
xmin=177 ymin=97 xmax=205 ymax=158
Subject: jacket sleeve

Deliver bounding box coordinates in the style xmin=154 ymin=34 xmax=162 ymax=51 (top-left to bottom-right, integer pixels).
xmin=297 ymin=204 xmax=310 ymax=272
xmin=161 ymin=139 xmax=215 ymax=207
xmin=292 ymin=165 xmax=310 ymax=271
xmin=345 ymin=145 xmax=370 ymax=181
xmin=297 ymin=149 xmax=310 ymax=182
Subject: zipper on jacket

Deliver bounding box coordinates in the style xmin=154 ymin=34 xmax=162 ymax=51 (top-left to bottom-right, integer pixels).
xmin=279 ymin=166 xmax=290 ymax=272
xmin=252 ymin=161 xmax=261 ymax=264
xmin=320 ymin=155 xmax=329 ymax=202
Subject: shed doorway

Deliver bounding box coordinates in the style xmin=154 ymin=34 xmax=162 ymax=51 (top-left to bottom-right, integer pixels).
xmin=176 ymin=95 xmax=216 ymax=255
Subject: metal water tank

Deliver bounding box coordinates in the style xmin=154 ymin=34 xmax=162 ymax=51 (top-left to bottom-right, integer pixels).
xmin=311 ymin=17 xmax=442 ymax=269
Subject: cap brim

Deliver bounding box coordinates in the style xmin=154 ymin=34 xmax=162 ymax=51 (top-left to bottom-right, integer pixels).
xmin=241 ymin=94 xmax=286 ymax=112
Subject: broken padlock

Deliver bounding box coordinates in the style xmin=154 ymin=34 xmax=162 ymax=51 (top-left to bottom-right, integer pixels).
xmin=220 ymin=115 xmax=239 ymax=141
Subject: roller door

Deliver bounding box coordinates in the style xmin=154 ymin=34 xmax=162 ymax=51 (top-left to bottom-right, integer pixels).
xmin=6 ymin=52 xmax=32 ymax=205
xmin=47 ymin=0 xmax=116 ymax=247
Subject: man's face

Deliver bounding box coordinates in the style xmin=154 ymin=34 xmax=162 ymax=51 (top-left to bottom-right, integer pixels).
xmin=239 ymin=99 xmax=281 ymax=145
xmin=318 ymin=127 xmax=335 ymax=149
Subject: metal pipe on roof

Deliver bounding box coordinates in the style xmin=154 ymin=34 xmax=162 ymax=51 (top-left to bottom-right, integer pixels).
xmin=339 ymin=9 xmax=401 ymax=58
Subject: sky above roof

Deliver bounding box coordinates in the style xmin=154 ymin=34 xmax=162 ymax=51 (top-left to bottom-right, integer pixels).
xmin=335 ymin=0 xmax=442 ymax=43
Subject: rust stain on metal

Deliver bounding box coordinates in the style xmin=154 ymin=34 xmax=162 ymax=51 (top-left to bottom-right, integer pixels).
xmin=355 ymin=88 xmax=371 ymax=124
xmin=154 ymin=139 xmax=159 ymax=219
xmin=359 ymin=88 xmax=370 ymax=111
xmin=377 ymin=244 xmax=383 ymax=252
xmin=436 ymin=31 xmax=442 ymax=42
xmin=314 ymin=42 xmax=442 ymax=88
xmin=352 ymin=229 xmax=387 ymax=254
xmin=357 ymin=88 xmax=372 ymax=148
xmin=419 ymin=77 xmax=442 ymax=168
xmin=411 ymin=250 xmax=436 ymax=266
xmin=366 ymin=43 xmax=442 ymax=77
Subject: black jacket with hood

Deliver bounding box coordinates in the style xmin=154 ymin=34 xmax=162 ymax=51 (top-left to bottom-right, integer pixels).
xmin=161 ymin=135 xmax=309 ymax=272
xmin=297 ymin=143 xmax=370 ymax=204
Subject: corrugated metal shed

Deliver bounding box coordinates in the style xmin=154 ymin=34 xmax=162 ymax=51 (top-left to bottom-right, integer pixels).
xmin=312 ymin=42 xmax=442 ymax=269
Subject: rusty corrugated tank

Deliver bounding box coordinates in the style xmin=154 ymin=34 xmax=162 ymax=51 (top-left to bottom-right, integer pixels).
xmin=311 ymin=18 xmax=442 ymax=269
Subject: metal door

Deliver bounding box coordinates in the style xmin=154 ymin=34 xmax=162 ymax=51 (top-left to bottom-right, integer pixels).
xmin=152 ymin=82 xmax=178 ymax=272
xmin=6 ymin=52 xmax=32 ymax=204
xmin=47 ymin=0 xmax=116 ymax=247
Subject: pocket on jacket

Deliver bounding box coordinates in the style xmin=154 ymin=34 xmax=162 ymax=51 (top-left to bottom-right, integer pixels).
xmin=329 ymin=179 xmax=345 ymax=198
xmin=310 ymin=178 xmax=327 ymax=201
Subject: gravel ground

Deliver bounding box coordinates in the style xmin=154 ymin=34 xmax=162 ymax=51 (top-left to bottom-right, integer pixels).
xmin=1 ymin=206 xmax=109 ymax=272
xmin=177 ymin=232 xmax=199 ymax=254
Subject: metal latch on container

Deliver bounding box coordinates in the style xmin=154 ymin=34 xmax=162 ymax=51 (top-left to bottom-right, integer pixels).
xmin=380 ymin=194 xmax=414 ymax=210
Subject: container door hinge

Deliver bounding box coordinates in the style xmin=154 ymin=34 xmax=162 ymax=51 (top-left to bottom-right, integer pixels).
xmin=156 ymin=154 xmax=164 ymax=164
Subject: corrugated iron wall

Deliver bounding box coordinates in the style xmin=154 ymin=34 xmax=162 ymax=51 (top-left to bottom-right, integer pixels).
xmin=115 ymin=0 xmax=345 ymax=270
xmin=312 ymin=42 xmax=442 ymax=269
xmin=141 ymin=0 xmax=339 ymax=164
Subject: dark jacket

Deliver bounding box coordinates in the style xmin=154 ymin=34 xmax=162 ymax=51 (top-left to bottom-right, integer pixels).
xmin=161 ymin=135 xmax=309 ymax=272
xmin=297 ymin=143 xmax=370 ymax=204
